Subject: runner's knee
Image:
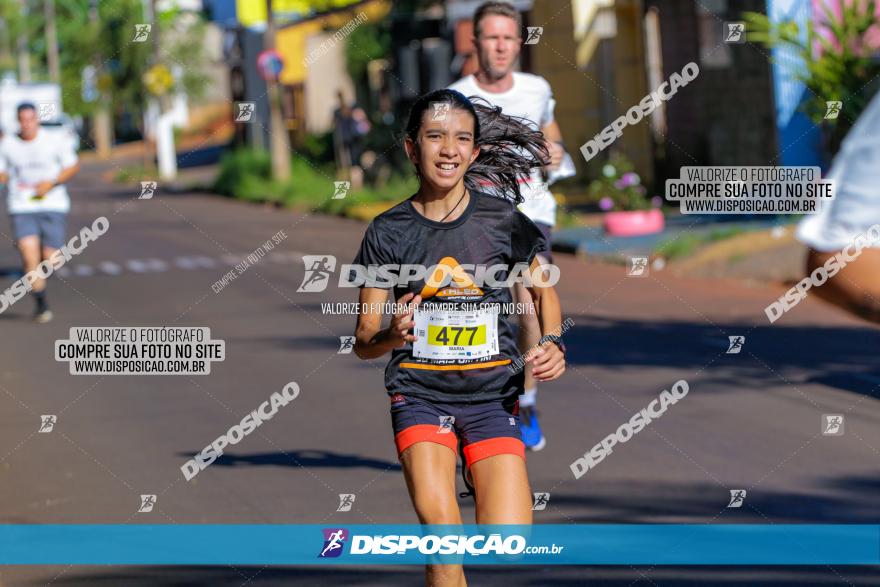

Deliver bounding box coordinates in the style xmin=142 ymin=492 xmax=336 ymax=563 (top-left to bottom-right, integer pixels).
xmin=16 ymin=238 xmax=41 ymax=265
xmin=411 ymin=490 xmax=461 ymax=525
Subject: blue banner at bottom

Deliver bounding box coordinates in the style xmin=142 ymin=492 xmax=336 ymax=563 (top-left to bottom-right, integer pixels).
xmin=1 ymin=525 xmax=877 ymax=565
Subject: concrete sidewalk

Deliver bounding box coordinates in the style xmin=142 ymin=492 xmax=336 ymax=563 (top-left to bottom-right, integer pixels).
xmin=552 ymin=213 xmax=798 ymax=259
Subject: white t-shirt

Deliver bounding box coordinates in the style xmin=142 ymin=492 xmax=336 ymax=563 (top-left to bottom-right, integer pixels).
xmin=0 ymin=130 xmax=78 ymax=214
xmin=449 ymin=72 xmax=557 ymax=226
xmin=797 ymin=89 xmax=880 ymax=251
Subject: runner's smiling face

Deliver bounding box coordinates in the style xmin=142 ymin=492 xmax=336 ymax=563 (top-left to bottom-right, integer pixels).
xmin=405 ymin=107 xmax=480 ymax=192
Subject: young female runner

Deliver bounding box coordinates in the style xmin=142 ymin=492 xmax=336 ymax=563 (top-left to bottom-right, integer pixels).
xmin=353 ymin=89 xmax=566 ymax=586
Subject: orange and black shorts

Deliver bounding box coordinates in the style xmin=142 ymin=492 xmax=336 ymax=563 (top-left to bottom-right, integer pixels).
xmin=389 ymin=393 xmax=525 ymax=468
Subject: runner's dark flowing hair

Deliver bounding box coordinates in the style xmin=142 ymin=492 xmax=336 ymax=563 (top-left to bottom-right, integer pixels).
xmin=404 ymin=89 xmax=550 ymax=205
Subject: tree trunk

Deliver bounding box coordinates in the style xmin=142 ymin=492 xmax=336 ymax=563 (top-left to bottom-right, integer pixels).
xmin=16 ymin=0 xmax=30 ymax=82
xmin=45 ymin=0 xmax=60 ymax=84
xmin=93 ymin=107 xmax=113 ymax=159
xmin=265 ymin=0 xmax=291 ymax=182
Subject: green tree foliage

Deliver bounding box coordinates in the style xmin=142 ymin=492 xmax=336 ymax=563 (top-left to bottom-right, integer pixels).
xmin=345 ymin=20 xmax=390 ymax=82
xmin=744 ymin=0 xmax=880 ymax=154
xmin=0 ymin=0 xmax=208 ymax=119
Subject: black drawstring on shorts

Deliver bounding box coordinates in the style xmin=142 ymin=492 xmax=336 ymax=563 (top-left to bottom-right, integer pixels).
xmin=458 ymin=443 xmax=475 ymax=500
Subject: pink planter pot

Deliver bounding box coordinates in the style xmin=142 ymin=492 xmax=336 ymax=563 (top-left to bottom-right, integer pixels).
xmin=603 ymin=209 xmax=665 ymax=237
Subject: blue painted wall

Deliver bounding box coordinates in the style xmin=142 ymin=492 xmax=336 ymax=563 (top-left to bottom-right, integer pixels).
xmin=767 ymin=0 xmax=824 ymax=168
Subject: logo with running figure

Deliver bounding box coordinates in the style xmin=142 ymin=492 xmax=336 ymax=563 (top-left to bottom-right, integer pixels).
xmin=38 ymin=414 xmax=57 ymax=433
xmin=338 ymin=336 xmax=355 ymax=354
xmin=727 ymin=489 xmax=746 ymax=508
xmin=132 ymin=24 xmax=151 ymax=42
xmin=337 ymin=493 xmax=356 ymax=512
xmin=525 ymin=27 xmax=543 ymax=45
xmin=333 ymin=181 xmax=350 ymax=200
xmin=431 ymin=103 xmax=450 ymax=121
xmin=724 ymin=22 xmax=745 ymax=43
xmin=532 ymin=492 xmax=550 ymax=511
xmin=524 ymin=180 xmax=549 ymax=201
xmin=139 ymin=181 xmax=157 ymax=200
xmin=437 ymin=415 xmax=455 ymax=434
xmin=138 ymin=494 xmax=157 ymax=513
xmin=235 ymin=102 xmax=255 ymax=123
xmin=726 ymin=336 xmax=745 ymax=354
xmin=824 ymin=101 xmax=842 ymax=120
xmin=628 ymin=256 xmax=649 ymax=277
xmin=38 ymin=103 xmax=57 ymax=122
xmin=298 ymin=255 xmax=337 ymax=292
xmin=822 ymin=414 xmax=844 ymax=436
xmin=319 ymin=528 xmax=348 ymax=558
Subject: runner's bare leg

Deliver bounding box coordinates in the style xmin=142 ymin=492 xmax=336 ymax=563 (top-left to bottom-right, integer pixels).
xmin=400 ymin=442 xmax=467 ymax=587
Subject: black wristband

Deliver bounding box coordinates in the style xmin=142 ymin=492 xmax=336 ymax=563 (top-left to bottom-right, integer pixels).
xmin=539 ymin=334 xmax=566 ymax=355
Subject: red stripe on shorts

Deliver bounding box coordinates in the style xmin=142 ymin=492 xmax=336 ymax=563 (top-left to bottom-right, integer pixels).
xmin=462 ymin=437 xmax=525 ymax=467
xmin=395 ymin=424 xmax=458 ymax=456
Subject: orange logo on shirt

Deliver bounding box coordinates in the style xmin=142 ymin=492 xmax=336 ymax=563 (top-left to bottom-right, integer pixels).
xmin=419 ymin=256 xmax=484 ymax=300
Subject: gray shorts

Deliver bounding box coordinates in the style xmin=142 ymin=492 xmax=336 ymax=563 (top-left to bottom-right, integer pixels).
xmin=11 ymin=212 xmax=67 ymax=249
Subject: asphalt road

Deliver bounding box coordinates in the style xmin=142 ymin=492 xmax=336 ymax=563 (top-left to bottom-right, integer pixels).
xmin=1 ymin=161 xmax=878 ymax=586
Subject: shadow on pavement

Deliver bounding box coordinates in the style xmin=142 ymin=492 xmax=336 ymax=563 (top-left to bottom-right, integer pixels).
xmin=563 ymin=315 xmax=880 ymax=399
xmin=0 ymin=265 xmax=22 ymax=278
xmin=541 ymin=474 xmax=879 ymax=524
xmin=807 ymin=371 xmax=880 ymax=397
xmin=175 ymin=449 xmax=401 ymax=472
xmin=177 ymin=143 xmax=228 ymax=168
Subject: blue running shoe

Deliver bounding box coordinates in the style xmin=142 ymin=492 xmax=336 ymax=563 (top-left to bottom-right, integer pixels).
xmin=518 ymin=405 xmax=546 ymax=451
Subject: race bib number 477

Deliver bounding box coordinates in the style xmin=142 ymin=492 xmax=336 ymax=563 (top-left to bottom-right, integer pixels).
xmin=412 ymin=307 xmax=499 ymax=360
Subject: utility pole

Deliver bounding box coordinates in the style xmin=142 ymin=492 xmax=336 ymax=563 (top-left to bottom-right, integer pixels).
xmin=44 ymin=0 xmax=59 ymax=83
xmin=0 ymin=17 xmax=10 ymax=67
xmin=16 ymin=0 xmax=30 ymax=82
xmin=265 ymin=0 xmax=291 ymax=181
xmin=90 ymin=0 xmax=112 ymax=158
xmin=149 ymin=0 xmax=177 ymax=180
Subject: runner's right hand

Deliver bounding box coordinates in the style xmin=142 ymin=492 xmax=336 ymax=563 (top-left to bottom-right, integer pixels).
xmin=386 ymin=292 xmax=422 ymax=347
xmin=545 ymin=140 xmax=563 ymax=170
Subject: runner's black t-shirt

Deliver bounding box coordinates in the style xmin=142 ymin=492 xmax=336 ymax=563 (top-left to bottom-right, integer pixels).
xmin=353 ymin=191 xmax=547 ymax=403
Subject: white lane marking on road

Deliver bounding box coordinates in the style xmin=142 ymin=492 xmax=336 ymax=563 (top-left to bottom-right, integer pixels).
xmin=71 ymin=203 xmax=136 ymax=214
xmin=125 ymin=259 xmax=168 ymax=273
xmin=50 ymin=251 xmax=305 ymax=279
xmin=174 ymin=256 xmax=218 ymax=270
xmin=220 ymin=254 xmax=245 ymax=265
xmin=146 ymin=258 xmax=169 ymax=272
xmin=268 ymin=251 xmax=303 ymax=263
xmin=98 ymin=261 xmax=123 ymax=275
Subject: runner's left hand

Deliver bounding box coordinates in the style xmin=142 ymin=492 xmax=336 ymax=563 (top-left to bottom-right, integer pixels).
xmin=527 ymin=342 xmax=565 ymax=382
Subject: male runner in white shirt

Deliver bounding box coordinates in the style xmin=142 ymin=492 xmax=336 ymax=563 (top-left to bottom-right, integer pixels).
xmin=450 ymin=1 xmax=567 ymax=450
xmin=0 ymin=103 xmax=80 ymax=322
